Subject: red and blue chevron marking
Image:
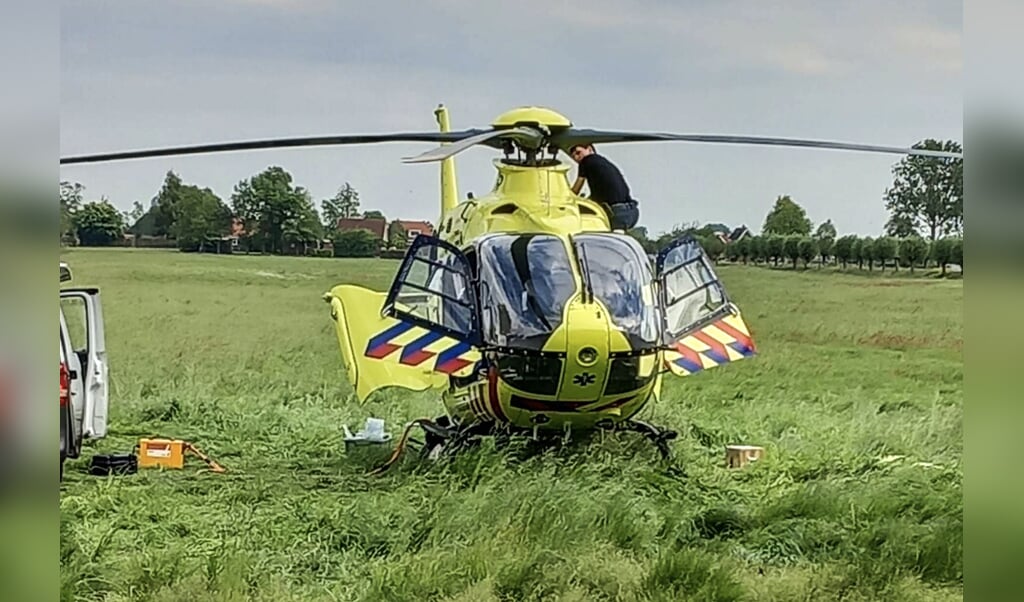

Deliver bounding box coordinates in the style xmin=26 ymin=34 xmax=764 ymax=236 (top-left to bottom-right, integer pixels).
xmin=365 ymin=322 xmax=415 ymax=359
xmin=364 ymin=321 xmax=475 ymax=374
xmin=433 ymin=341 xmax=474 ymax=374
xmin=714 ymin=320 xmax=757 ymax=357
xmin=399 ymin=330 xmax=445 ymax=366
xmin=671 ymin=343 xmax=704 ymax=373
xmin=692 ymin=330 xmax=731 ymax=365
xmin=670 ymin=319 xmax=757 ymax=373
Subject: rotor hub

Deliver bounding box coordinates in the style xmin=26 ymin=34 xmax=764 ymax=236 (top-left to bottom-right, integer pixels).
xmin=491 ymin=106 xmax=572 ymax=132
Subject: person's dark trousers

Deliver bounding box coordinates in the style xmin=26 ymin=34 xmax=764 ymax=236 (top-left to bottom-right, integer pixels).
xmin=608 ymin=201 xmax=639 ymax=231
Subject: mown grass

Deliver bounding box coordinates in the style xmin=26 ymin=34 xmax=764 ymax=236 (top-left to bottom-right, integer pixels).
xmin=59 ymin=247 xmax=962 ymax=601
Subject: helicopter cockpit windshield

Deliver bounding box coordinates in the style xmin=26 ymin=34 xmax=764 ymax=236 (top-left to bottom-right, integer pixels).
xmin=478 ymin=234 xmax=578 ymax=351
xmin=572 ymin=233 xmax=662 ymax=350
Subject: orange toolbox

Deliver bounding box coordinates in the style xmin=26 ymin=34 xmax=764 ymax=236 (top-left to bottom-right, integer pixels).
xmin=137 ymin=438 xmax=225 ymax=472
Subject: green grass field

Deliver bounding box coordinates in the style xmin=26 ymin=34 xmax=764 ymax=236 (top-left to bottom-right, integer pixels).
xmin=58 ymin=247 xmax=962 ymax=602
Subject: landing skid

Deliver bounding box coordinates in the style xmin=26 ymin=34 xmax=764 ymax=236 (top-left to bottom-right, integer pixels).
xmin=611 ymin=419 xmax=679 ymax=462
xmin=367 ymin=416 xmax=679 ymax=474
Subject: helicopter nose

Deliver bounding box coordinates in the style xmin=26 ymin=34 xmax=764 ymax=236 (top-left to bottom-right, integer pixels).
xmin=557 ymin=302 xmax=611 ymax=403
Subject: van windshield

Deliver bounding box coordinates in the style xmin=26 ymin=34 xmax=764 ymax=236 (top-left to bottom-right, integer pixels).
xmin=478 ymin=234 xmax=578 ymax=350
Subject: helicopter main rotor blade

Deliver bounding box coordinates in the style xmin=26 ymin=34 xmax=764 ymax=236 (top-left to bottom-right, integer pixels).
xmin=59 ymin=129 xmax=490 ymax=165
xmin=401 ymin=126 xmax=546 ymax=163
xmin=553 ymin=129 xmax=964 ymax=160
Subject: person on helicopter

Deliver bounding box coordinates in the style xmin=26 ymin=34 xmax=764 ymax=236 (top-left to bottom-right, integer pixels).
xmin=568 ymin=143 xmax=639 ymax=232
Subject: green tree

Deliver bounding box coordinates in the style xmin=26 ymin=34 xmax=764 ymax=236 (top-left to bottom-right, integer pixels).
xmin=320 ymin=183 xmax=361 ymax=231
xmin=72 ymin=199 xmax=125 ymax=246
xmin=873 ymin=236 xmax=899 ymax=272
xmin=59 ymin=180 xmax=83 ymax=244
xmin=834 ymin=235 xmax=857 ymax=269
xmin=884 ymin=213 xmax=918 ymax=238
xmin=783 ymin=235 xmax=801 ymax=268
xmin=929 ymin=237 xmax=955 ymax=275
xmin=333 ymin=229 xmax=380 ymax=257
xmin=654 ymin=225 xmax=693 ymax=252
xmin=627 ymin=226 xmax=657 ymax=254
xmin=154 ymin=171 xmax=184 ymax=237
xmin=123 ymin=200 xmax=145 ymax=230
xmin=363 ymin=210 xmax=385 ymax=219
xmin=748 ymin=235 xmax=765 ymax=264
xmin=950 ymin=237 xmax=963 ymax=268
xmin=172 ymin=186 xmax=233 ymax=251
xmin=814 ymin=219 xmax=836 ymax=241
xmin=765 ymin=234 xmax=785 ymax=266
xmin=797 ymin=237 xmax=819 ymax=268
xmin=724 ymin=241 xmax=741 ymax=262
xmin=701 ymin=235 xmax=725 ymax=262
xmin=283 ymin=191 xmax=324 ymax=254
xmin=762 ymin=195 xmax=812 ymax=236
xmin=859 ymin=237 xmax=875 ymax=271
xmin=898 ymin=235 xmax=929 ymax=272
xmin=388 ymin=221 xmax=409 ymax=250
xmin=849 ymin=237 xmax=862 ymax=269
xmin=883 ymin=139 xmax=963 ymax=241
xmin=813 ymin=219 xmax=837 ymax=265
xmin=231 ymin=166 xmax=314 ymax=254
xmin=734 ymin=237 xmax=752 ymax=264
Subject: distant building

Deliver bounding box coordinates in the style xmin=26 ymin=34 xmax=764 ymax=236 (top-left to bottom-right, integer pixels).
xmin=392 ymin=220 xmax=434 ymax=242
xmin=336 ymin=217 xmax=387 ymax=240
xmin=727 ymin=226 xmax=751 ymax=242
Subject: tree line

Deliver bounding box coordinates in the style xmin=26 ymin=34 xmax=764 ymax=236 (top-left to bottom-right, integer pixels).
xmin=722 ymin=231 xmax=960 ymax=274
xmin=626 ymin=137 xmax=963 ymax=275
xmin=59 ymin=165 xmax=411 ymax=256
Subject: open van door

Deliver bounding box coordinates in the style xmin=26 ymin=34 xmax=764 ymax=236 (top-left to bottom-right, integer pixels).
xmin=58 ymin=288 xmax=108 ymax=439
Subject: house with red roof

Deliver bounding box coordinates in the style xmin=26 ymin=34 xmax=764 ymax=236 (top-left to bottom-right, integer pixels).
xmin=336 ymin=217 xmax=387 ymax=240
xmin=392 ymin=220 xmax=434 ymax=242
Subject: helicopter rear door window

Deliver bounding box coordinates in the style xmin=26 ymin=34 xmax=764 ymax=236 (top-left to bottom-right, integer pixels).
xmin=572 ymin=233 xmax=662 ymax=349
xmin=478 ymin=234 xmax=577 ymax=351
xmin=655 ymin=234 xmax=731 ymax=342
xmin=383 ymin=235 xmax=480 ymax=345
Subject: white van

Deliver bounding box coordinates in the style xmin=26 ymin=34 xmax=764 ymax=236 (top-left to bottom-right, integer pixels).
xmin=59 ymin=261 xmax=109 ymax=480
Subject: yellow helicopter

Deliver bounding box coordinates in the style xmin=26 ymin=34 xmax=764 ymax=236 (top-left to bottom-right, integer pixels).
xmin=60 ymin=105 xmax=963 ymax=463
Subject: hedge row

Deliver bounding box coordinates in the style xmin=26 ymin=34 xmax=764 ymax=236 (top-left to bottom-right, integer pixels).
xmin=711 ymin=233 xmax=963 ymax=273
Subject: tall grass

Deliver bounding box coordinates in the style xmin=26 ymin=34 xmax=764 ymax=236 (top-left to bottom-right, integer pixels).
xmin=59 ymin=248 xmax=962 ymax=601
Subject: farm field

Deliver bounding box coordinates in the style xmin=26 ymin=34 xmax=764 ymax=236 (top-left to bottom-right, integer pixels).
xmin=59 ymin=247 xmax=962 ymax=602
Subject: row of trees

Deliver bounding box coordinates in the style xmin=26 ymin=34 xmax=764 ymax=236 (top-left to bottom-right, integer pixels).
xmin=719 ymin=233 xmax=963 ymax=274
xmin=60 ymin=166 xmax=410 ymax=255
xmin=756 ymin=139 xmax=963 ymax=242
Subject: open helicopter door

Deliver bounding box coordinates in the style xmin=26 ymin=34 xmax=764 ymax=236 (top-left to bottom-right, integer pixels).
xmin=325 ymin=236 xmax=481 ymax=402
xmin=654 ymin=235 xmax=756 ymax=377
xmin=383 ymin=235 xmax=481 ymax=345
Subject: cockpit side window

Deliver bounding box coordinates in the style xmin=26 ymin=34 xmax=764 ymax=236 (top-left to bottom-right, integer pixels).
xmin=478 ymin=234 xmax=578 ymax=350
xmin=573 ymin=233 xmax=662 ymax=349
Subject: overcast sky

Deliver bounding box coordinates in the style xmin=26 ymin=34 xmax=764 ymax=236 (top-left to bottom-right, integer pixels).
xmin=59 ymin=0 xmax=963 ymax=237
